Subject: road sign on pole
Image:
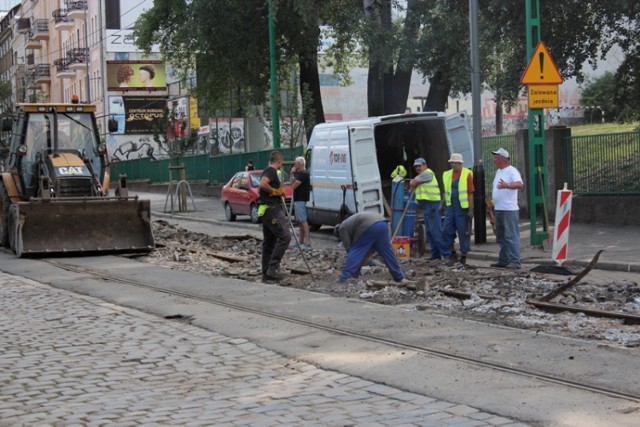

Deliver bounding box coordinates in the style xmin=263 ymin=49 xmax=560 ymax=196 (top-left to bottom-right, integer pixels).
xmin=527 ymin=85 xmax=559 ymax=108
xmin=521 ymin=41 xmax=564 ymax=85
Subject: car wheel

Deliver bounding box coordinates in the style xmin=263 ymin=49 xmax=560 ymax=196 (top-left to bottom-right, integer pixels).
xmin=250 ymin=203 xmax=261 ymax=224
xmin=309 ymin=223 xmax=321 ymax=232
xmin=224 ymin=202 xmax=237 ymax=221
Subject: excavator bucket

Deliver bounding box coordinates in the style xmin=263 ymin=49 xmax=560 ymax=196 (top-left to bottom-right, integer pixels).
xmin=9 ymin=197 xmax=155 ymax=257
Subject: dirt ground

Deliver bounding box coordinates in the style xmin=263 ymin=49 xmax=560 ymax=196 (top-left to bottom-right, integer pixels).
xmin=142 ymin=220 xmax=640 ymax=348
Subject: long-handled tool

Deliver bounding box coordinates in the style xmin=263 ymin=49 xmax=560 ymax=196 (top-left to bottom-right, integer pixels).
xmin=281 ymin=196 xmax=315 ymax=280
xmin=537 ymin=166 xmax=553 ymax=250
xmin=391 ymin=188 xmax=415 ymax=241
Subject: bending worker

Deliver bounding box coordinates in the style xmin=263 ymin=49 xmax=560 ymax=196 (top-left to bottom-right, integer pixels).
xmin=441 ymin=153 xmax=474 ymax=265
xmin=410 ymin=157 xmax=452 ymax=264
xmin=334 ymin=212 xmax=406 ymax=283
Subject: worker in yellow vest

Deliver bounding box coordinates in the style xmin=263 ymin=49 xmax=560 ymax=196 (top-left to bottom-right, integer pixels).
xmin=441 ymin=153 xmax=475 ymax=265
xmin=410 ymin=157 xmax=453 ymax=264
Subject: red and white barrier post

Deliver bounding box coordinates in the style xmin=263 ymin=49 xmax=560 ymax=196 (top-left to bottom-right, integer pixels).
xmin=551 ymin=183 xmax=573 ymax=265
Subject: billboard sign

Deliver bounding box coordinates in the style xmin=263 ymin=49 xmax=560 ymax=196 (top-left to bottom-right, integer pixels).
xmin=109 ymin=96 xmax=167 ymax=135
xmin=107 ymin=61 xmax=166 ymax=90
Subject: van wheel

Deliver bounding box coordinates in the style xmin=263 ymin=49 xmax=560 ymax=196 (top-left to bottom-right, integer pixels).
xmin=250 ymin=203 xmax=261 ymax=224
xmin=224 ymin=203 xmax=236 ymax=221
xmin=309 ymin=223 xmax=321 ymax=232
xmin=0 ymin=182 xmax=10 ymax=248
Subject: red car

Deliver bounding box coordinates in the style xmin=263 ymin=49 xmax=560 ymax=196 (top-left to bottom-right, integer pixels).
xmin=221 ymin=170 xmax=293 ymax=223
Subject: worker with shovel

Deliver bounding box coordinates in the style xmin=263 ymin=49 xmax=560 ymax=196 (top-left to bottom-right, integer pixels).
xmin=491 ymin=148 xmax=523 ymax=269
xmin=334 ymin=212 xmax=406 ymax=283
xmin=441 ymin=153 xmax=475 ymax=265
xmin=410 ymin=157 xmax=453 ymax=264
xmin=258 ymin=151 xmax=291 ymax=281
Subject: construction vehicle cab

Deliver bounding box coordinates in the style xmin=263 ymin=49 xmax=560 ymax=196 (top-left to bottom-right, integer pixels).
xmin=0 ymin=103 xmax=154 ymax=257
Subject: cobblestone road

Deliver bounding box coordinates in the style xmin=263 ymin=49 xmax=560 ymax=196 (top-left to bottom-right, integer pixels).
xmin=0 ymin=272 xmax=526 ymax=426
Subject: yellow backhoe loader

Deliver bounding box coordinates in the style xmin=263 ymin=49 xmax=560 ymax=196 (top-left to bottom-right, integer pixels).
xmin=0 ymin=102 xmax=154 ymax=257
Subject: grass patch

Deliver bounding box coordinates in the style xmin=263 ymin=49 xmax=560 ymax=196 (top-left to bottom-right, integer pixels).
xmin=570 ymin=121 xmax=640 ymax=136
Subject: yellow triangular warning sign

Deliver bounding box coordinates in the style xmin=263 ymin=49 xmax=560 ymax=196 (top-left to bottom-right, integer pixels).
xmin=521 ymin=41 xmax=563 ymax=85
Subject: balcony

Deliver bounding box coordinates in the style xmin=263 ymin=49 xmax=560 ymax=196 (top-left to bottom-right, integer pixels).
xmin=34 ymin=64 xmax=51 ymax=84
xmin=53 ymin=9 xmax=74 ymax=31
xmin=67 ymin=48 xmax=89 ymax=70
xmin=32 ymin=19 xmax=49 ymax=41
xmin=65 ymin=0 xmax=88 ymax=20
xmin=54 ymin=58 xmax=75 ymax=79
xmin=25 ymin=31 xmax=41 ymax=49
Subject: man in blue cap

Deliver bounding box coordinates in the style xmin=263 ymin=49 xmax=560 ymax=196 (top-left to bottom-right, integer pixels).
xmin=410 ymin=157 xmax=453 ymax=264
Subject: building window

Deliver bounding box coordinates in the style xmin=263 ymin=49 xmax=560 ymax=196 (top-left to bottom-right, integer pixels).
xmin=105 ymin=0 xmax=121 ymax=30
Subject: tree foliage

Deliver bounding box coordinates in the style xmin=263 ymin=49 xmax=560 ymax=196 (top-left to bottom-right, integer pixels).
xmin=135 ymin=0 xmax=640 ymax=131
xmin=579 ymin=72 xmax=616 ymax=123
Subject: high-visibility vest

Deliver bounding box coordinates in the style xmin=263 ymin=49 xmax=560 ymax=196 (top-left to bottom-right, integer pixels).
xmin=443 ymin=168 xmax=472 ymax=208
xmin=415 ymin=168 xmax=441 ymax=201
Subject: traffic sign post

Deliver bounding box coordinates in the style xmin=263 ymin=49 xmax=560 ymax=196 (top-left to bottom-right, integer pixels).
xmin=522 ymin=1 xmax=563 ymax=246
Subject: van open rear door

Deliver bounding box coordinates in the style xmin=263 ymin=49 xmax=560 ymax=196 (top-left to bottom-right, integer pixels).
xmin=445 ymin=111 xmax=474 ymax=168
xmin=349 ymin=126 xmax=384 ymax=214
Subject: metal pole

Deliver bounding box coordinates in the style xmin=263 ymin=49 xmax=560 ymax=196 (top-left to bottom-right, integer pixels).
xmin=268 ymin=0 xmax=280 ymax=148
xmin=84 ymin=5 xmax=90 ymax=102
xmin=469 ymin=0 xmax=486 ymax=243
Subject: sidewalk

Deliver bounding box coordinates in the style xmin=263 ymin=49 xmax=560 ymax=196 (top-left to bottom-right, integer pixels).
xmin=136 ymin=191 xmax=640 ymax=273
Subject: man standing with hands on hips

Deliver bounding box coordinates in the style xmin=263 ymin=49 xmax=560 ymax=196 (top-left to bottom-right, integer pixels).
xmin=491 ymin=148 xmax=523 ymax=269
xmin=441 ymin=153 xmax=474 ymax=265
xmin=258 ymin=151 xmax=291 ymax=281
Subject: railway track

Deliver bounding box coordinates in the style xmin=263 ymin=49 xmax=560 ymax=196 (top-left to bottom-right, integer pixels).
xmin=48 ymin=259 xmax=640 ymax=404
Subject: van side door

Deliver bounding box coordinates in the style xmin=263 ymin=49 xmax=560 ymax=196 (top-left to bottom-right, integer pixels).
xmin=349 ymin=126 xmax=384 ymax=214
xmin=445 ymin=111 xmax=474 ymax=168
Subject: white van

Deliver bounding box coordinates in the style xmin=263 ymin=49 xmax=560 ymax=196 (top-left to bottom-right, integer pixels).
xmin=304 ymin=111 xmax=473 ymax=229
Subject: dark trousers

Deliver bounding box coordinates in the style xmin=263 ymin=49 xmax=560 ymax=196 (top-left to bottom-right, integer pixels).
xmin=261 ymin=205 xmax=291 ymax=274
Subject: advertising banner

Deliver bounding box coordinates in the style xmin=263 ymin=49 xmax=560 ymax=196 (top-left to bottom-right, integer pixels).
xmin=109 ymin=96 xmax=167 ymax=135
xmin=107 ymin=61 xmax=166 ymax=90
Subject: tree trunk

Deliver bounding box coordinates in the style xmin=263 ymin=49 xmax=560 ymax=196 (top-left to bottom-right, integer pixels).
xmin=299 ymin=35 xmax=325 ymax=141
xmin=495 ymin=100 xmax=503 ymax=135
xmin=424 ymin=71 xmax=452 ymax=112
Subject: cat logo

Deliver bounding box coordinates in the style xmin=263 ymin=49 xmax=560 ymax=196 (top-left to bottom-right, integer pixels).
xmin=57 ymin=166 xmax=86 ymax=175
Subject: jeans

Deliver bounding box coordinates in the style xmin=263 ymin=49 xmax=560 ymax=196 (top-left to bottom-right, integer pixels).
xmin=495 ymin=210 xmax=520 ymax=267
xmin=443 ymin=204 xmax=471 ymax=254
xmin=340 ymin=221 xmax=404 ymax=282
xmin=418 ymin=200 xmax=451 ymax=259
xmin=261 ymin=205 xmax=291 ymax=274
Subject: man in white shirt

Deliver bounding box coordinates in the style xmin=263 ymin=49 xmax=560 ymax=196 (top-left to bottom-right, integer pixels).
xmin=491 ymin=148 xmax=523 ymax=269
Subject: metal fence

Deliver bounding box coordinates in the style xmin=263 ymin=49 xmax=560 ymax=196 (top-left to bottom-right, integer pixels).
xmin=564 ymin=130 xmax=640 ymax=195
xmin=109 ymin=147 xmax=304 ymax=186
xmin=109 ymin=130 xmax=640 ymax=196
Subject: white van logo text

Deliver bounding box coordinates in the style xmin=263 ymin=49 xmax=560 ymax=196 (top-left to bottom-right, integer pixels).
xmin=329 ymin=151 xmax=347 ymax=165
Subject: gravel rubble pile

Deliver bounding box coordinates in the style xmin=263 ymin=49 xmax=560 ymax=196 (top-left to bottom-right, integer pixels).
xmin=142 ymin=220 xmax=640 ymax=348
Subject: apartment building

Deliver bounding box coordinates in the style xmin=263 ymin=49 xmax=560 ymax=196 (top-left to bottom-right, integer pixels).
xmin=4 ymin=0 xmax=165 ymax=155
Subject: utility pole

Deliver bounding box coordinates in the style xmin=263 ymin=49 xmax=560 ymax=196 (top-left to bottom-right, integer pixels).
xmin=84 ymin=5 xmax=90 ymax=102
xmin=469 ymin=0 xmax=486 ymax=243
xmin=268 ymin=0 xmax=280 ymax=148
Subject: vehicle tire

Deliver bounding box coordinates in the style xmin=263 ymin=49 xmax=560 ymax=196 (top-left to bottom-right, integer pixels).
xmin=309 ymin=223 xmax=321 ymax=232
xmin=415 ymin=223 xmax=426 ymax=257
xmin=224 ymin=202 xmax=236 ymax=221
xmin=250 ymin=203 xmax=261 ymax=224
xmin=0 ymin=181 xmax=10 ymax=248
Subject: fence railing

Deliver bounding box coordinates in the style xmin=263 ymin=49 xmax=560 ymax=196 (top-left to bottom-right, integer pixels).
xmin=109 ymin=130 xmax=640 ymax=196
xmin=109 ymin=146 xmax=303 ymax=186
xmin=564 ymin=130 xmax=640 ymax=195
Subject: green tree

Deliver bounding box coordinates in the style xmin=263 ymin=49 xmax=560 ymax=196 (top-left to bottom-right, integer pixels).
xmin=580 ymin=72 xmax=616 ymax=123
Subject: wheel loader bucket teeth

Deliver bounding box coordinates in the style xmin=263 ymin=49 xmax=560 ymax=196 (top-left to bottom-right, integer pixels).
xmin=10 ymin=198 xmax=154 ymax=257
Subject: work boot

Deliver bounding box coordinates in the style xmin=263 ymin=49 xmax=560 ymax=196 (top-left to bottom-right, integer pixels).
xmin=266 ymin=267 xmax=287 ymax=280
xmin=460 ymin=255 xmax=467 ymax=265
xmin=450 ymin=247 xmax=458 ymax=262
